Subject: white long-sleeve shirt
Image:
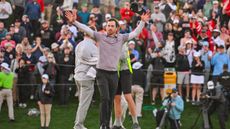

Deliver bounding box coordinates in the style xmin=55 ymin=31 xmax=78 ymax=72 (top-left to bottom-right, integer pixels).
xmin=62 ymin=0 xmax=73 ymax=10
xmin=0 ymin=1 xmax=12 ymax=19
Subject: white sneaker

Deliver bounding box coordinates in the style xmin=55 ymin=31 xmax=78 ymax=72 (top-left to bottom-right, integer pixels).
xmin=153 ymin=109 xmax=157 ymax=117
xmin=30 ymin=95 xmax=34 ymax=100
xmin=23 ymin=103 xmax=27 ymax=108
xmin=19 ymin=103 xmax=23 ymax=108
xmin=186 ymin=98 xmax=190 ymax=102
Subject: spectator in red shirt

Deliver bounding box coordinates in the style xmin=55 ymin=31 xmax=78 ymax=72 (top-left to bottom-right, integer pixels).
xmin=37 ymin=0 xmax=44 ymax=13
xmin=222 ymin=0 xmax=230 ymax=26
xmin=1 ymin=33 xmax=16 ymax=49
xmin=120 ymin=2 xmax=134 ymax=24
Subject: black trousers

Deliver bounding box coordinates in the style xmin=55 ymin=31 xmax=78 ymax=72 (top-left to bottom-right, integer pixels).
xmin=96 ymin=69 xmax=118 ymax=128
xmin=208 ymin=101 xmax=228 ymax=129
xmin=30 ymin=19 xmax=40 ymax=36
xmin=18 ymin=84 xmax=29 ymax=103
xmin=59 ymin=77 xmax=70 ymax=105
xmin=13 ymin=6 xmax=24 ymax=21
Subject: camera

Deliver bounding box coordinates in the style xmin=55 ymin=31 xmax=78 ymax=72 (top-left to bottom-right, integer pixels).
xmin=130 ymin=2 xmax=148 ymax=15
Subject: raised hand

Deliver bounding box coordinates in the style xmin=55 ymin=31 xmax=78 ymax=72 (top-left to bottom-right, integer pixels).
xmin=65 ymin=11 xmax=76 ymax=23
xmin=141 ymin=11 xmax=151 ymax=23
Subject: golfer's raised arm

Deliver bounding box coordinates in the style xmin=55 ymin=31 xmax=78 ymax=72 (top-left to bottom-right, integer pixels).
xmin=128 ymin=21 xmax=145 ymax=40
xmin=128 ymin=12 xmax=150 ymax=40
xmin=73 ymin=21 xmax=95 ymax=38
xmin=65 ymin=11 xmax=95 ymax=38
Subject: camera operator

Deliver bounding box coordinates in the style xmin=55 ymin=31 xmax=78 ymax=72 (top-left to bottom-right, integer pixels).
xmin=202 ymin=81 xmax=228 ymax=129
xmin=162 ymin=88 xmax=184 ymax=129
xmin=219 ymin=64 xmax=230 ymax=109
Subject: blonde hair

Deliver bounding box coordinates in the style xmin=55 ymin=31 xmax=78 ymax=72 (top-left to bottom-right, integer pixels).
xmin=47 ymin=52 xmax=56 ymax=64
xmin=16 ymin=44 xmax=23 ymax=53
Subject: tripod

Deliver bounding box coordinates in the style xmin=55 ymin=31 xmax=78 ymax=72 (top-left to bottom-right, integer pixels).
xmin=190 ymin=99 xmax=213 ymax=129
xmin=156 ymin=96 xmax=179 ymax=129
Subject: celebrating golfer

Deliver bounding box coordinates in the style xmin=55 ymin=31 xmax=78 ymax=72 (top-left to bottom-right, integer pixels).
xmin=66 ymin=11 xmax=150 ymax=129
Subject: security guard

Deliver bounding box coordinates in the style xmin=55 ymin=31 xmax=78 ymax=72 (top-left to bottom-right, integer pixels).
xmin=219 ymin=64 xmax=230 ymax=108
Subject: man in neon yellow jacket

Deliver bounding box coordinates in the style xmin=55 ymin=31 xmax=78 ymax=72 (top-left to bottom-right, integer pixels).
xmin=0 ymin=62 xmax=15 ymax=121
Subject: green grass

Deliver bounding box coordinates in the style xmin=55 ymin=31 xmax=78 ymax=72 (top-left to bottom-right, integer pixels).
xmin=0 ymin=96 xmax=229 ymax=129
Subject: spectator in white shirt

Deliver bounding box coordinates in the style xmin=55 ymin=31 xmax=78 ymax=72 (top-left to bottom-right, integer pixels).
xmin=0 ymin=0 xmax=12 ymax=28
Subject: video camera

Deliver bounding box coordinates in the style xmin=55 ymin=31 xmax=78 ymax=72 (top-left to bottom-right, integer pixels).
xmin=165 ymin=88 xmax=173 ymax=100
xmin=200 ymin=81 xmax=215 ymax=100
xmin=130 ymin=2 xmax=149 ymax=15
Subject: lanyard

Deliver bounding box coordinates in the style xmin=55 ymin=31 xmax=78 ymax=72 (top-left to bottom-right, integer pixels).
xmin=118 ymin=50 xmax=133 ymax=77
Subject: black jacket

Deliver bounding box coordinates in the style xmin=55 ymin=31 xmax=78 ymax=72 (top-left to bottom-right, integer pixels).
xmin=191 ymin=60 xmax=204 ymax=76
xmin=43 ymin=63 xmax=59 ymax=80
xmin=132 ymin=69 xmax=146 ymax=88
xmin=219 ymin=71 xmax=230 ymax=90
xmin=57 ymin=53 xmax=74 ymax=79
xmin=175 ymin=54 xmax=190 ymax=72
xmin=15 ymin=66 xmax=30 ymax=84
xmin=209 ymin=85 xmax=226 ymax=103
xmin=36 ymin=83 xmax=55 ymax=104
xmin=151 ymin=56 xmax=166 ymax=76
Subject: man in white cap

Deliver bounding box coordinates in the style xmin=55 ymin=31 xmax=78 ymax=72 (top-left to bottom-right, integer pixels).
xmin=119 ymin=20 xmax=130 ymax=34
xmin=128 ymin=40 xmax=140 ymax=63
xmin=212 ymin=29 xmax=225 ymax=50
xmin=105 ymin=13 xmax=112 ymax=22
xmin=0 ymin=62 xmax=15 ymax=121
xmin=176 ymin=46 xmax=190 ymax=102
xmin=131 ymin=62 xmax=145 ymax=118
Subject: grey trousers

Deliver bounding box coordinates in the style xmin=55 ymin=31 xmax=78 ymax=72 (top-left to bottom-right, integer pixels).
xmin=145 ymin=64 xmax=153 ymax=93
xmin=74 ymin=80 xmax=95 ymax=129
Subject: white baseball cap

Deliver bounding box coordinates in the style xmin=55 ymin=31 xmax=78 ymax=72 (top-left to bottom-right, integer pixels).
xmin=194 ymin=51 xmax=200 ymax=57
xmin=42 ymin=74 xmax=49 ymax=80
xmin=132 ymin=62 xmax=143 ymax=70
xmin=1 ymin=63 xmax=10 ymax=71
xmin=105 ymin=14 xmax=111 ymax=19
xmin=119 ymin=20 xmax=125 ymax=25
xmin=128 ymin=40 xmax=135 ymax=45
xmin=207 ymin=81 xmax=214 ymax=90
xmin=51 ymin=42 xmax=59 ymax=49
xmin=213 ymin=29 xmax=220 ymax=33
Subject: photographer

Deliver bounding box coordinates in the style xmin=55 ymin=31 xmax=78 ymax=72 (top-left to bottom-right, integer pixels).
xmin=202 ymin=81 xmax=228 ymax=129
xmin=161 ymin=88 xmax=184 ymax=129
